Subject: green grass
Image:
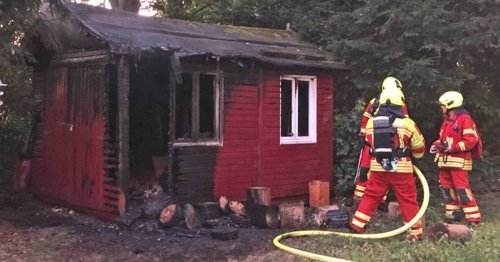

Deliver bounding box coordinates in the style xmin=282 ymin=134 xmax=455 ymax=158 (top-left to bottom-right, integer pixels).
xmin=261 ymin=193 xmax=500 ymax=262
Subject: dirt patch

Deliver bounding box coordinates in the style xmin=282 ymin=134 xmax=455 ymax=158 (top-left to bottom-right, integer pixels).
xmin=0 ymin=185 xmax=285 ymax=262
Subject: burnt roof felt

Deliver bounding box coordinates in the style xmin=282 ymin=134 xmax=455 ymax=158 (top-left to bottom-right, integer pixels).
xmin=26 ymin=2 xmax=347 ymax=70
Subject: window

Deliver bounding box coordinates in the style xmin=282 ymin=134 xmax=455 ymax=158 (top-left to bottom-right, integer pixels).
xmin=175 ymin=72 xmax=222 ymax=145
xmin=280 ymin=75 xmax=317 ymax=144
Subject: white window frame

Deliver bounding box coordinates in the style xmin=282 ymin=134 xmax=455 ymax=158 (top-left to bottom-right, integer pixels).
xmin=280 ymin=75 xmax=317 ymax=144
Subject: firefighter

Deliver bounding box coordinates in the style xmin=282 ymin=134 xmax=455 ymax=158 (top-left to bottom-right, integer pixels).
xmin=429 ymin=91 xmax=481 ymax=225
xmin=353 ymin=77 xmax=409 ymax=207
xmin=351 ymin=87 xmax=426 ymax=241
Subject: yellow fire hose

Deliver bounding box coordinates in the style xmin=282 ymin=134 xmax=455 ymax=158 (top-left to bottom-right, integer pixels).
xmin=273 ymin=165 xmax=429 ymax=262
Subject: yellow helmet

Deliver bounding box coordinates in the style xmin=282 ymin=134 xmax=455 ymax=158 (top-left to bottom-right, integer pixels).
xmin=379 ymin=87 xmax=405 ymax=106
xmin=381 ymin=76 xmax=403 ymax=90
xmin=439 ymin=91 xmax=463 ymax=109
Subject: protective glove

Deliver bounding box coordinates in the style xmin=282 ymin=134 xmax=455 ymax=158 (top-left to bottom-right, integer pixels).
xmin=358 ymin=167 xmax=369 ymax=182
xmin=429 ymin=145 xmax=438 ymax=154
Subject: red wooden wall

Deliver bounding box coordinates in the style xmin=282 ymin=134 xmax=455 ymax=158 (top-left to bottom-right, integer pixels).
xmin=214 ymin=84 xmax=259 ymax=199
xmin=214 ymin=73 xmax=334 ymax=200
xmin=30 ymin=64 xmax=121 ymax=217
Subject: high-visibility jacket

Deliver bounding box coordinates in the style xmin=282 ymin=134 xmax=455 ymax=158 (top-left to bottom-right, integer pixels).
xmin=365 ymin=117 xmax=425 ymax=173
xmin=360 ymin=98 xmax=409 ymax=136
xmin=433 ymin=111 xmax=479 ymax=171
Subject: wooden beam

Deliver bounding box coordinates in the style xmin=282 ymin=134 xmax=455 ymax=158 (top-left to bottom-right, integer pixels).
xmin=51 ymin=50 xmax=111 ymax=65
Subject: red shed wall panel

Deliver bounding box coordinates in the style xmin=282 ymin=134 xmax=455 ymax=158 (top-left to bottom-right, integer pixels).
xmin=214 ymin=73 xmax=333 ymax=200
xmin=30 ymin=65 xmax=112 ymax=214
xmin=214 ymin=85 xmax=259 ymax=199
xmin=259 ymin=75 xmax=333 ymax=198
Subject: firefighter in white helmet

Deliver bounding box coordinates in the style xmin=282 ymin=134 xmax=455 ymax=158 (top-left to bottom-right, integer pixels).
xmin=430 ymin=91 xmax=482 ymax=226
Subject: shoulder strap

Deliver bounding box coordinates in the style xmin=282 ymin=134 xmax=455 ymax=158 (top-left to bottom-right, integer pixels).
xmin=370 ymin=98 xmax=380 ymax=114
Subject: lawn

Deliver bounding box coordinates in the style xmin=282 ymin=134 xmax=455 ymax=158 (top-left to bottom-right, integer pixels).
xmin=260 ymin=192 xmax=499 ymax=262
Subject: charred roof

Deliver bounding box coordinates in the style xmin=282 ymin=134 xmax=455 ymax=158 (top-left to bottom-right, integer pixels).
xmin=24 ymin=2 xmax=347 ymax=70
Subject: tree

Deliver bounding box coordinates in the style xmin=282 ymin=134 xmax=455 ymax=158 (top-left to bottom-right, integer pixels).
xmin=109 ymin=0 xmax=140 ymax=13
xmin=298 ymin=0 xmax=500 ymax=191
xmin=152 ymin=0 xmax=301 ymax=28
xmin=0 ymin=0 xmax=40 ymax=66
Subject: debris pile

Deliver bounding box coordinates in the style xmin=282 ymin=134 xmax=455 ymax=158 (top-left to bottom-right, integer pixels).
xmin=117 ymin=184 xmax=358 ymax=240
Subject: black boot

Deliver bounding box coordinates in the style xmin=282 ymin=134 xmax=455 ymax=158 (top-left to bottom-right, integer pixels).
xmin=445 ymin=211 xmax=464 ymax=223
xmin=377 ymin=202 xmax=388 ymax=212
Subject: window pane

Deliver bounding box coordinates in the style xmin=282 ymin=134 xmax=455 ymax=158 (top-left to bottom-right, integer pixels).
xmin=175 ymin=73 xmax=192 ymax=139
xmin=298 ymin=80 xmax=309 ymax=136
xmin=281 ymin=79 xmax=292 ymax=137
xmin=199 ymin=74 xmax=215 ymax=138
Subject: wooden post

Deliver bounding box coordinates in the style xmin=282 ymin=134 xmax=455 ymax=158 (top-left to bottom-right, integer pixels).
xmin=309 ymin=180 xmax=330 ymax=208
xmin=166 ymin=69 xmax=176 ymax=196
xmin=117 ymin=55 xmax=130 ymax=194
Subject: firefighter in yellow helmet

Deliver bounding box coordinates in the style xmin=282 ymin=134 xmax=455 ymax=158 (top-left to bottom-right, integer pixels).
xmin=351 ymin=87 xmax=426 ymax=241
xmin=353 ymin=77 xmax=408 ymax=209
xmin=382 ymin=76 xmax=403 ymax=90
xmin=430 ymin=91 xmax=482 ymax=225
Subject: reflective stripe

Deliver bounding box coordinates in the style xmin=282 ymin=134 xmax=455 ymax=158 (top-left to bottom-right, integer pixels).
xmin=363 ymin=112 xmax=372 ymax=118
xmin=352 ymin=218 xmax=366 ymax=228
xmin=445 ymin=204 xmax=461 ymax=210
xmin=374 ymin=148 xmax=393 ymax=153
xmin=463 ymin=206 xmax=479 ymax=213
xmin=354 ymin=191 xmax=364 ymax=197
xmin=398 ymin=129 xmax=413 ymax=137
xmin=458 ymin=142 xmax=466 ymax=151
xmin=354 ymin=211 xmax=371 ymax=221
xmin=355 ymin=185 xmax=366 ymax=191
xmin=437 ymin=156 xmax=473 ymax=171
xmin=463 ymin=129 xmax=477 ymax=137
xmin=370 ymin=159 xmax=413 ymax=173
xmin=360 ymin=128 xmax=366 ymax=134
xmin=466 ymin=213 xmax=481 ymax=219
xmin=408 ymin=228 xmax=423 ymax=235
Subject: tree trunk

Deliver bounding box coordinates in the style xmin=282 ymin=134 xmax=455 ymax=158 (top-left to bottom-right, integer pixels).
xmin=109 ymin=0 xmax=141 ymax=13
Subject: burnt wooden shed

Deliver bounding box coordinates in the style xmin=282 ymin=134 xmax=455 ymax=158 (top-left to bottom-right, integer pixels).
xmin=23 ymin=2 xmax=348 ymax=219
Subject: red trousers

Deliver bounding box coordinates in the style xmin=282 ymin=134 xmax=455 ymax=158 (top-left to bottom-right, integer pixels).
xmin=439 ymin=169 xmax=480 ymax=223
xmin=351 ymin=171 xmax=423 ymax=240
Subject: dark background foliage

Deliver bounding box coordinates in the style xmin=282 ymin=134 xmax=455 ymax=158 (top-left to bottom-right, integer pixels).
xmin=1 ymin=0 xmax=499 ymax=195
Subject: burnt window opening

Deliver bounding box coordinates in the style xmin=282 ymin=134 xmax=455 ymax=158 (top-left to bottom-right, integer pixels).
xmin=280 ymin=75 xmax=317 ymax=144
xmin=175 ymin=72 xmax=220 ymax=144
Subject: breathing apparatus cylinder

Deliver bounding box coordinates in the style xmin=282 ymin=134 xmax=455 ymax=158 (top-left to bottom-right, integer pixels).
xmin=372 ymin=115 xmax=397 ymax=171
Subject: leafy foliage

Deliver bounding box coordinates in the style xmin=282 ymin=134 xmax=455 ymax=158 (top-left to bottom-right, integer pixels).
xmin=0 ymin=0 xmax=40 ymax=66
xmin=303 ymin=0 xmax=500 ymax=193
xmin=0 ymin=0 xmax=39 ymax=183
xmin=151 ymin=0 xmax=300 ymax=28
xmin=0 ymin=65 xmax=32 ymax=184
